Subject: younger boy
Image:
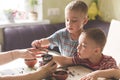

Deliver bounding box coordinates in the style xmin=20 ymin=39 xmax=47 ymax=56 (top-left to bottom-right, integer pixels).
xmin=53 ymin=28 xmax=118 ymax=70
xmin=31 ymin=0 xmax=88 ymax=57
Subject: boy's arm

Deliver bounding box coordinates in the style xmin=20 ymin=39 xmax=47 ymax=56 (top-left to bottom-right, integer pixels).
xmin=95 ymin=69 xmax=120 ymax=79
xmin=80 ymin=69 xmax=120 ymax=80
xmin=109 ymin=69 xmax=120 ymax=79
xmin=40 ymin=38 xmax=50 ymax=47
xmin=53 ymin=56 xmax=73 ymax=67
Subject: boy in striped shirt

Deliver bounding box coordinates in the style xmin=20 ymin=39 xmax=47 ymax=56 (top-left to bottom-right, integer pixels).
xmin=53 ymin=28 xmax=118 ymax=71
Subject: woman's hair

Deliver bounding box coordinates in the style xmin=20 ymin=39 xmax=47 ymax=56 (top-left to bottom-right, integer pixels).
xmin=65 ymin=0 xmax=88 ymax=16
xmin=82 ymin=28 xmax=106 ymax=51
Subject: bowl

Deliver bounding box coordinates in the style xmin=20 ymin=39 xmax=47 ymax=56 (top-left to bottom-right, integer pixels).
xmin=24 ymin=58 xmax=37 ymax=68
xmin=53 ymin=70 xmax=68 ymax=80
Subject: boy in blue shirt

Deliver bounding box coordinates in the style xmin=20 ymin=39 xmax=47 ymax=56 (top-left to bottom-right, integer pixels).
xmin=31 ymin=0 xmax=88 ymax=57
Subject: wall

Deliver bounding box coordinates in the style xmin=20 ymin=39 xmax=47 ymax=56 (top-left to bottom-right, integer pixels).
xmin=98 ymin=0 xmax=120 ymax=22
xmin=42 ymin=0 xmax=71 ymax=23
xmin=80 ymin=0 xmax=93 ymax=6
xmin=42 ymin=0 xmax=120 ymax=23
xmin=42 ymin=0 xmax=92 ymax=24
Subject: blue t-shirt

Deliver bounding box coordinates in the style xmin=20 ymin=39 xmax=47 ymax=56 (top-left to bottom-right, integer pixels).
xmin=47 ymin=28 xmax=78 ymax=57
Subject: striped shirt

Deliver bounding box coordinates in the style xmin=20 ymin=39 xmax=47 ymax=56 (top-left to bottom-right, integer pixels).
xmin=48 ymin=28 xmax=78 ymax=57
xmin=72 ymin=54 xmax=118 ymax=70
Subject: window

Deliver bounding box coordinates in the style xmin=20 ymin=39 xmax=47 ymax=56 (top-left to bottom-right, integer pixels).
xmin=0 ymin=0 xmax=26 ymax=11
xmin=0 ymin=0 xmax=28 ymax=24
xmin=0 ymin=0 xmax=43 ymax=24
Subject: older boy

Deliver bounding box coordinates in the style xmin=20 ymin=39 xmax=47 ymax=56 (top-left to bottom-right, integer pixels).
xmin=31 ymin=0 xmax=88 ymax=57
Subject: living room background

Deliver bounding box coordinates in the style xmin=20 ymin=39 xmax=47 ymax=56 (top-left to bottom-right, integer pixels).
xmin=0 ymin=0 xmax=120 ymax=24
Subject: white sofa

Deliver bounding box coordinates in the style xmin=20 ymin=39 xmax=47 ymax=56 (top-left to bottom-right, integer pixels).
xmin=103 ymin=19 xmax=120 ymax=67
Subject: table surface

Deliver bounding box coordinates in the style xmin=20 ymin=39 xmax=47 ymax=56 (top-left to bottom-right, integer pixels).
xmin=0 ymin=51 xmax=111 ymax=80
xmin=66 ymin=66 xmax=92 ymax=80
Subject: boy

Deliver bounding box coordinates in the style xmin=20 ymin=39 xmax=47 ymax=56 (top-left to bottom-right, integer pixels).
xmin=31 ymin=0 xmax=88 ymax=57
xmin=53 ymin=28 xmax=118 ymax=70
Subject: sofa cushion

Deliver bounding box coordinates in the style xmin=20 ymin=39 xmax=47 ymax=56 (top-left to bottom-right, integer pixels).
xmin=1 ymin=20 xmax=110 ymax=53
xmin=103 ymin=19 xmax=120 ymax=66
xmin=2 ymin=23 xmax=65 ymax=51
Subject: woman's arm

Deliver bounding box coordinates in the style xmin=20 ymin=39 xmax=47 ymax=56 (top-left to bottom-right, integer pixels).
xmin=0 ymin=50 xmax=21 ymax=65
xmin=0 ymin=59 xmax=57 ymax=80
xmin=0 ymin=48 xmax=38 ymax=65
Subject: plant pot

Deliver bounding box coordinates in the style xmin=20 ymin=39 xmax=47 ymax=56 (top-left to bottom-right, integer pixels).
xmin=53 ymin=70 xmax=68 ymax=80
xmin=28 ymin=11 xmax=38 ymax=21
xmin=24 ymin=58 xmax=37 ymax=68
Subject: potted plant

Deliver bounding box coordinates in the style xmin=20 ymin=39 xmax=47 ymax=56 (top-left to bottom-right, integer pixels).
xmin=28 ymin=0 xmax=38 ymax=20
xmin=4 ymin=9 xmax=17 ymax=23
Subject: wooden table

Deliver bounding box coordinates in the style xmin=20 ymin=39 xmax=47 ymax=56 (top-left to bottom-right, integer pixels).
xmin=0 ymin=59 xmax=37 ymax=75
xmin=66 ymin=66 xmax=92 ymax=80
xmin=65 ymin=66 xmax=111 ymax=80
xmin=0 ymin=51 xmax=111 ymax=80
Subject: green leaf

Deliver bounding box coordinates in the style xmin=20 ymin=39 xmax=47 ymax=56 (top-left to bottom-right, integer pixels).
xmin=93 ymin=0 xmax=98 ymax=5
xmin=29 ymin=0 xmax=38 ymax=8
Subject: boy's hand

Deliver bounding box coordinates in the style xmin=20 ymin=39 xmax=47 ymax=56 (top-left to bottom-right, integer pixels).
xmin=80 ymin=71 xmax=98 ymax=80
xmin=31 ymin=39 xmax=49 ymax=54
xmin=31 ymin=40 xmax=42 ymax=49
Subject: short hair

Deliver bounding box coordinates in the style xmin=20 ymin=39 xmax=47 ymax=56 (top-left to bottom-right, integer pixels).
xmin=82 ymin=28 xmax=106 ymax=51
xmin=65 ymin=0 xmax=88 ymax=16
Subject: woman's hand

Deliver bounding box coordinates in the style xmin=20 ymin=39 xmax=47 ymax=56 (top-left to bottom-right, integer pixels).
xmin=37 ymin=59 xmax=57 ymax=78
xmin=18 ymin=48 xmax=45 ymax=59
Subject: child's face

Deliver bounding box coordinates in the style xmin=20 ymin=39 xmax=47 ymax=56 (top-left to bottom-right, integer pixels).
xmin=77 ymin=34 xmax=98 ymax=59
xmin=65 ymin=10 xmax=87 ymax=34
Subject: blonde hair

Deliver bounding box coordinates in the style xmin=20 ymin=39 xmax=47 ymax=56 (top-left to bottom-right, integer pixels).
xmin=65 ymin=0 xmax=88 ymax=16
